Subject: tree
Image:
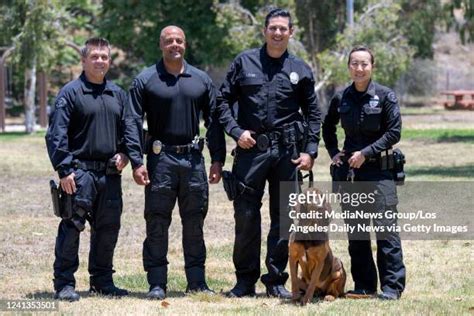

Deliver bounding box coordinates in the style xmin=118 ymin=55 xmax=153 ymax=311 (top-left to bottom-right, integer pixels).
xmin=317 ymin=1 xmax=414 ymax=92
xmin=399 ymin=0 xmax=442 ymax=59
xmin=1 ymin=0 xmax=96 ymax=133
xmin=443 ymin=0 xmax=473 ymax=44
xmin=99 ymin=0 xmax=228 ymax=87
xmin=10 ymin=0 xmax=67 ymax=133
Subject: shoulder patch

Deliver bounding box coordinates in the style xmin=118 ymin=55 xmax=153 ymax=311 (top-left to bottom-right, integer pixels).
xmin=131 ymin=78 xmax=140 ymax=90
xmin=387 ymin=92 xmax=398 ymax=103
xmin=54 ymin=97 xmax=67 ymax=109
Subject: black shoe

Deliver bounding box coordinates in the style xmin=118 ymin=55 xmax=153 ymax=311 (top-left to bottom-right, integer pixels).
xmin=186 ymin=283 xmax=215 ymax=295
xmin=378 ymin=291 xmax=400 ymax=300
xmin=265 ymin=284 xmax=292 ymax=299
xmin=226 ymin=284 xmax=256 ymax=298
xmin=345 ymin=289 xmax=376 ymax=299
xmin=54 ymin=285 xmax=80 ymax=302
xmin=147 ymin=285 xmax=166 ymax=300
xmin=89 ymin=284 xmax=129 ymax=297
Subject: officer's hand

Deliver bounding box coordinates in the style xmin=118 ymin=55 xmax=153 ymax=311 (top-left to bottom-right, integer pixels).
xmin=114 ymin=153 xmax=129 ymax=171
xmin=209 ymin=162 xmax=223 ymax=184
xmin=133 ymin=165 xmax=150 ymax=185
xmin=332 ymin=151 xmax=345 ymax=166
xmin=237 ymin=130 xmax=256 ymax=149
xmin=291 ymin=153 xmax=314 ymax=171
xmin=348 ymin=151 xmax=365 ymax=169
xmin=60 ymin=173 xmax=76 ymax=195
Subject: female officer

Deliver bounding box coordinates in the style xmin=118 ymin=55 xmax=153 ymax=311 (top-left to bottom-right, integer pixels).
xmin=322 ymin=46 xmax=406 ymax=300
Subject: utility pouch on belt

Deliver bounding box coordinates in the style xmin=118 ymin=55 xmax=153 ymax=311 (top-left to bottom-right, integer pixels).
xmin=143 ymin=129 xmax=151 ymax=154
xmin=106 ymin=157 xmax=121 ymax=175
xmin=50 ymin=180 xmax=73 ymax=219
xmin=392 ymin=148 xmax=406 ymax=185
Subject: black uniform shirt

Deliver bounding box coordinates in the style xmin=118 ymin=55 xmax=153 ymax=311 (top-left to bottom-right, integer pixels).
xmin=125 ymin=60 xmax=226 ymax=168
xmin=46 ymin=72 xmax=127 ymax=178
xmin=322 ymin=80 xmax=402 ymax=159
xmin=216 ymin=45 xmax=321 ymax=158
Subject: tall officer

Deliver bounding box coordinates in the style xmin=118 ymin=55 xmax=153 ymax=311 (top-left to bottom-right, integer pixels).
xmin=46 ymin=37 xmax=129 ymax=301
xmin=322 ymin=46 xmax=406 ymax=300
xmin=124 ymin=26 xmax=226 ymax=300
xmin=216 ymin=8 xmax=321 ymax=298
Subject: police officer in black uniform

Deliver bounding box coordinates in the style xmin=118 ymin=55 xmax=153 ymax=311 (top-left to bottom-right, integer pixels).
xmin=216 ymin=9 xmax=321 ymax=298
xmin=46 ymin=38 xmax=129 ymax=301
xmin=124 ymin=26 xmax=226 ymax=300
xmin=322 ymin=46 xmax=406 ymax=300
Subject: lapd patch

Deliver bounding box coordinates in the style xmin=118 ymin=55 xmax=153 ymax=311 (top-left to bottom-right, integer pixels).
xmin=387 ymin=92 xmax=398 ymax=103
xmin=369 ymin=95 xmax=380 ymax=108
xmin=54 ymin=97 xmax=67 ymax=109
xmin=290 ymin=72 xmax=299 ymax=84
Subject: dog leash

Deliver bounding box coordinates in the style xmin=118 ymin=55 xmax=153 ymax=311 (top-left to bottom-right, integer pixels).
xmin=293 ymin=168 xmax=314 ymax=195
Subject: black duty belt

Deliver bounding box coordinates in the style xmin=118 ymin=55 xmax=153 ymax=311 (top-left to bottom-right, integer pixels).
xmin=343 ymin=149 xmax=394 ymax=169
xmin=73 ymin=160 xmax=107 ymax=172
xmin=252 ymin=131 xmax=283 ymax=151
xmin=151 ymin=139 xmax=204 ymax=155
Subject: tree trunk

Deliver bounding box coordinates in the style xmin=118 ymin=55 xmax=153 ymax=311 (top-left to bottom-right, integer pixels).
xmin=24 ymin=59 xmax=36 ymax=134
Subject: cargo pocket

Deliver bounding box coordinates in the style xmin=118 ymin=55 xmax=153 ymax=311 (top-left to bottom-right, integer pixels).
xmin=375 ymin=180 xmax=398 ymax=209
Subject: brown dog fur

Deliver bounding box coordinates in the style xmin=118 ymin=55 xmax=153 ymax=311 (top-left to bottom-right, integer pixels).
xmin=288 ymin=188 xmax=346 ymax=305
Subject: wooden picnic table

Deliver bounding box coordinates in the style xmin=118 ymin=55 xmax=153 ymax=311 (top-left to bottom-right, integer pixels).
xmin=440 ymin=90 xmax=474 ymax=110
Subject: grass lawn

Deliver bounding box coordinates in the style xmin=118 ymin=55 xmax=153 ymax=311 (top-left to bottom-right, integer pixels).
xmin=0 ymin=111 xmax=473 ymax=315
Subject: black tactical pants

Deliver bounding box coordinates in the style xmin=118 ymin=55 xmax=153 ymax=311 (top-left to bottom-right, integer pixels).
xmin=231 ymin=143 xmax=296 ymax=288
xmin=335 ymin=164 xmax=406 ymax=296
xmin=143 ymin=150 xmax=208 ymax=290
xmin=53 ymin=169 xmax=122 ymax=291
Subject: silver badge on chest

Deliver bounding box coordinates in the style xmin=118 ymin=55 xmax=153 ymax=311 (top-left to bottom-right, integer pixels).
xmin=290 ymin=72 xmax=299 ymax=85
xmin=369 ymin=95 xmax=380 ymax=108
xmin=152 ymin=140 xmax=162 ymax=154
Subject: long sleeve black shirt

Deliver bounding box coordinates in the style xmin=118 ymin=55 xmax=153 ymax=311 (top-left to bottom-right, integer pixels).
xmin=45 ymin=72 xmax=127 ymax=178
xmin=124 ymin=60 xmax=226 ymax=168
xmin=322 ymin=80 xmax=402 ymax=159
xmin=216 ymin=45 xmax=321 ymax=158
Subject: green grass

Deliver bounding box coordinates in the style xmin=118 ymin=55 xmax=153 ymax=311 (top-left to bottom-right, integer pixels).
xmin=0 ymin=130 xmax=46 ymax=141
xmin=406 ymin=164 xmax=474 ymax=178
xmin=402 ymin=128 xmax=474 ymax=142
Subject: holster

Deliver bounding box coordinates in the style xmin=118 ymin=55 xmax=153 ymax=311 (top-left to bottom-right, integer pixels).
xmin=106 ymin=157 xmax=121 ymax=175
xmin=49 ymin=180 xmax=73 ymax=219
xmin=222 ymin=171 xmax=257 ymax=201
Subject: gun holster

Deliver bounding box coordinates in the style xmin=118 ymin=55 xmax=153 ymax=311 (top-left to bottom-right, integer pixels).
xmin=222 ymin=171 xmax=239 ymax=201
xmin=222 ymin=171 xmax=258 ymax=201
xmin=106 ymin=157 xmax=121 ymax=175
xmin=50 ymin=180 xmax=73 ymax=219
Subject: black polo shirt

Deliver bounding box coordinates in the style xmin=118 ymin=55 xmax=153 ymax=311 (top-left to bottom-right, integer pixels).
xmin=46 ymin=72 xmax=127 ymax=178
xmin=322 ymin=80 xmax=402 ymax=159
xmin=216 ymin=45 xmax=321 ymax=158
xmin=125 ymin=59 xmax=226 ymax=168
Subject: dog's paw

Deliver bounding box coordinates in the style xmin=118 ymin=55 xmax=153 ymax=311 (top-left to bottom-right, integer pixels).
xmin=324 ymin=295 xmax=335 ymax=302
xmin=291 ymin=294 xmax=302 ymax=304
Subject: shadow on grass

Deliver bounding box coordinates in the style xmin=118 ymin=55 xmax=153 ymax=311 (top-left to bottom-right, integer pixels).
xmin=407 ymin=164 xmax=474 ymax=178
xmin=436 ymin=135 xmax=474 ymax=143
xmin=26 ymin=290 xmax=185 ymax=300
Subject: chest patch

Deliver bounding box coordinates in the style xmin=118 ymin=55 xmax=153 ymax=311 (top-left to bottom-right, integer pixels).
xmin=369 ymin=95 xmax=380 ymax=108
